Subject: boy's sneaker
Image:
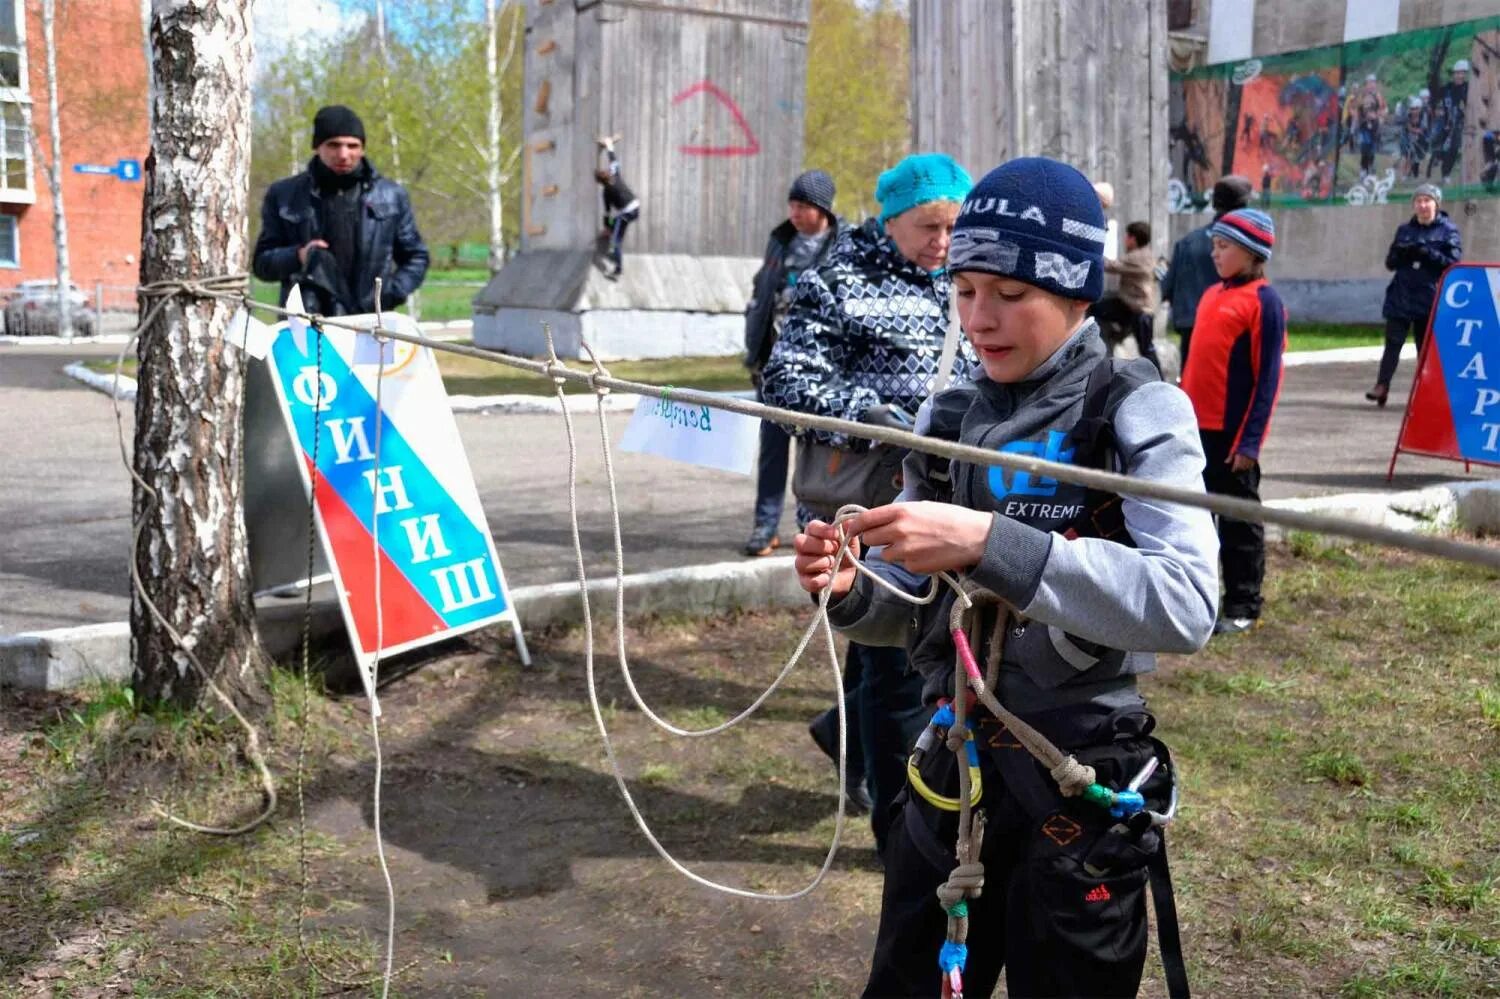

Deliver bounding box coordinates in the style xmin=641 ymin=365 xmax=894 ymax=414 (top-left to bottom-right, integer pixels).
xmin=1213 ymin=616 xmax=1260 ymax=636
xmin=742 ymin=524 xmax=781 ymax=557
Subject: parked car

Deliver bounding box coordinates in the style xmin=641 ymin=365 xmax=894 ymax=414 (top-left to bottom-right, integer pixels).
xmin=2 ymin=280 xmax=95 ymax=337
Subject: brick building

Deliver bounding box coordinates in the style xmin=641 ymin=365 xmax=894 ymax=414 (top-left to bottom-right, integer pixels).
xmin=0 ymin=0 xmax=148 ymax=299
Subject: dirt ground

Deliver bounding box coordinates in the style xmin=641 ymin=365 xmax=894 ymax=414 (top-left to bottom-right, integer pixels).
xmin=2 ymin=544 xmax=1497 ymax=997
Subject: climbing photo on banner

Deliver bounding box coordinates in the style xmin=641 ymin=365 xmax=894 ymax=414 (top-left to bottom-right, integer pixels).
xmin=1169 ymin=13 xmax=1500 ymax=213
xmin=261 ymin=296 xmax=523 ymax=694
xmin=1390 ymin=264 xmax=1500 ymax=477
xmin=618 ymin=392 xmax=761 ymax=475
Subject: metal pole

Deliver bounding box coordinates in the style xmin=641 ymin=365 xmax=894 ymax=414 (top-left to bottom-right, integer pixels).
xmin=95 ymin=280 xmax=103 ymax=336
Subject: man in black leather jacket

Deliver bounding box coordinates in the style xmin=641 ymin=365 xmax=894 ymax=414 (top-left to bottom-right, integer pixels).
xmin=253 ymin=106 xmax=429 ymax=316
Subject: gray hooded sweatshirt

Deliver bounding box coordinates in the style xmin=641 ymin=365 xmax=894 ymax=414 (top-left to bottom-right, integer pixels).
xmin=827 ymin=320 xmax=1220 ymax=720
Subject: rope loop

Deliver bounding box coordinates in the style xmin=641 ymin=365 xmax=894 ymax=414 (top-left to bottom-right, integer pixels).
xmin=579 ymin=341 xmax=613 ymax=397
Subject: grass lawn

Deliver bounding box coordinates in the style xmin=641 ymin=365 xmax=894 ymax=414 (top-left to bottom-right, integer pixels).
xmin=249 ymin=271 xmax=485 ymax=326
xmin=1286 ymin=321 xmax=1386 ymax=352
xmin=1 ymin=540 xmax=1496 ymax=995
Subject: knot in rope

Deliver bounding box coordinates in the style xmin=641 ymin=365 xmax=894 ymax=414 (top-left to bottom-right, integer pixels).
xmin=936 ymin=861 xmax=986 ymax=909
xmin=945 ymin=728 xmax=968 ymax=754
xmin=1049 ymin=756 xmax=1098 ymax=797
xmin=137 ymin=273 xmax=249 ymax=302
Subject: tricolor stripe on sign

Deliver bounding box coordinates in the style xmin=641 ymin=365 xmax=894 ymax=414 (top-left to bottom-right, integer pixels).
xmin=263 ymin=310 xmax=518 ymax=672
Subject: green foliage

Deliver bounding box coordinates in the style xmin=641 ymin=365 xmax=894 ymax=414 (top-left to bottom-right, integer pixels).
xmin=804 ymin=0 xmax=911 ymax=221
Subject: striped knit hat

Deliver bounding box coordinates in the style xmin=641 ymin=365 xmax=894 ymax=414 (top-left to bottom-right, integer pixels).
xmin=948 ymin=157 xmax=1107 ymax=301
xmin=1210 ymin=208 xmax=1276 ymax=262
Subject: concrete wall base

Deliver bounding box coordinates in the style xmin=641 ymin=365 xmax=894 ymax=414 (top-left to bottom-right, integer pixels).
xmin=1274 ymin=279 xmax=1388 ymax=325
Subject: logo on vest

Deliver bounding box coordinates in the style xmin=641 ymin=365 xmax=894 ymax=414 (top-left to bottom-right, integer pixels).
xmin=988 ymin=429 xmax=1075 ymax=500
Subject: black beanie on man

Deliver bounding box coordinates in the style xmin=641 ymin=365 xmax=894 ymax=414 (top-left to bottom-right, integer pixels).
xmin=312 ymin=105 xmax=366 ymax=149
xmin=788 ymin=170 xmax=837 ymax=220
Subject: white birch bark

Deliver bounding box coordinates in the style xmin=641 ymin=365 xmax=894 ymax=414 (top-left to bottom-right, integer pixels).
xmin=38 ymin=0 xmax=71 ymax=337
xmin=487 ymin=0 xmax=520 ymax=273
xmin=133 ymin=0 xmax=265 ymax=711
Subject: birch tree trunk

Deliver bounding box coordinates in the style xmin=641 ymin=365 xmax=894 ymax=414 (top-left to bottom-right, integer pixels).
xmin=132 ymin=0 xmax=265 ymax=713
xmin=373 ymin=0 xmax=401 ymax=181
xmin=486 ymin=0 xmax=502 ymax=273
xmin=486 ymin=0 xmax=519 ymax=273
xmin=39 ymin=0 xmax=71 ymax=338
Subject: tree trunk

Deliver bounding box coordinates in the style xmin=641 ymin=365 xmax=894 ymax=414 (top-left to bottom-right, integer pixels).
xmin=486 ymin=0 xmax=503 ymax=273
xmin=132 ymin=0 xmax=266 ymax=714
xmin=39 ymin=0 xmax=71 ymax=338
xmin=374 ymin=0 xmax=402 ymax=182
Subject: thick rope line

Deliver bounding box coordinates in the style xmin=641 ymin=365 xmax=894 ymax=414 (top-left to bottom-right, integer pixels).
xmin=288 ymin=316 xmax=413 ymax=993
xmin=368 ymin=288 xmax=404 ymax=997
xmin=546 ymin=328 xmax=851 ymax=901
xmin=204 ymin=290 xmax=1500 ymax=574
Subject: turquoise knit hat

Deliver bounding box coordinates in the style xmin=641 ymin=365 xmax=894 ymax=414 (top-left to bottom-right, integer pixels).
xmin=875 ymin=153 xmax=973 ymax=223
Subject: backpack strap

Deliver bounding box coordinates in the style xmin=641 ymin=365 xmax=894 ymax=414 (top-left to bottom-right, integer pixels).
xmin=1063 ymin=356 xmax=1139 ymax=544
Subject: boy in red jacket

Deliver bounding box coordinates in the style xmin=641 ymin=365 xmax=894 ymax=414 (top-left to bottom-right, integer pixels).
xmin=1180 ymin=208 xmax=1286 ymax=635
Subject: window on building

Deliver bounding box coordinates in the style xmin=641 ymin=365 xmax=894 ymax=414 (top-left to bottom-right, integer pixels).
xmin=0 ymin=0 xmax=27 ymax=202
xmin=0 ymin=214 xmax=18 ymax=267
xmin=1168 ymin=0 xmax=1195 ymax=32
xmin=1 ymin=102 xmax=26 ymax=189
xmin=0 ymin=0 xmax=19 ymax=89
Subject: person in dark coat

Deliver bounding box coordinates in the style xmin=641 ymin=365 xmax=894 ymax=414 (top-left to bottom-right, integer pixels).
xmin=1366 ymin=183 xmax=1463 ymax=406
xmin=764 ymin=152 xmax=975 ymax=855
xmin=1160 ymin=175 xmax=1252 ymax=367
xmin=253 ymin=105 xmax=429 ymax=316
xmin=742 ymin=169 xmax=842 ymax=558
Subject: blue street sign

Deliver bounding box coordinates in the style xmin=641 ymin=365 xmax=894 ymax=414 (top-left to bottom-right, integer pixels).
xmin=70 ymin=158 xmax=141 ymax=181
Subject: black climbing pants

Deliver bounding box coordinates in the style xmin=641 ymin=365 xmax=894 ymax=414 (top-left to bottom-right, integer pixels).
xmin=863 ymin=712 xmax=1171 ymax=998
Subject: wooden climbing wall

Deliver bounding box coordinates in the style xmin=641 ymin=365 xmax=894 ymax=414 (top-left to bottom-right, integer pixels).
xmin=522 ymin=0 xmax=809 ymax=258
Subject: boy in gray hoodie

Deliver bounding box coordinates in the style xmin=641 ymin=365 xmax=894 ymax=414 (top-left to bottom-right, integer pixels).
xmin=793 ymin=158 xmax=1218 ymax=998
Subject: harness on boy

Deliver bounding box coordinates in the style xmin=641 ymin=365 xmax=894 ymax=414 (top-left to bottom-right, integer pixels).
xmin=900 ymin=355 xmax=1191 ymax=999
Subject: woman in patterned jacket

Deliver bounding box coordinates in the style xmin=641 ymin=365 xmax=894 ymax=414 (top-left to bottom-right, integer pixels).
xmin=762 ymin=152 xmax=974 ymax=856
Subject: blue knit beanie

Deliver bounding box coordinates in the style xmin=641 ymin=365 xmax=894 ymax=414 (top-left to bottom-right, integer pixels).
xmin=875 ymin=153 xmax=973 ymax=223
xmin=1210 ymin=208 xmax=1275 ymax=262
xmin=947 ymin=157 xmax=1108 ymax=302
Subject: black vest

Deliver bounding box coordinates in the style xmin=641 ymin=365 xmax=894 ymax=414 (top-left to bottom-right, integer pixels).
xmin=905 ymin=330 xmax=1161 ymax=718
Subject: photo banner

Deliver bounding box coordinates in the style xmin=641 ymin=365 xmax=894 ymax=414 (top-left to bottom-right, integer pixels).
xmin=1170 ymin=14 xmax=1500 ymax=213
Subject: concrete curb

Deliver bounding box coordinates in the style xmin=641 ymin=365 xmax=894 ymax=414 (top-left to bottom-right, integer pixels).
xmin=64 ymin=361 xmax=135 ymax=401
xmin=1 ymin=555 xmax=802 ymax=691
xmin=1264 ymin=479 xmax=1500 ymax=543
xmin=1 ymin=319 xmax=471 ymax=349
xmin=1282 ymin=343 xmax=1414 ymax=368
